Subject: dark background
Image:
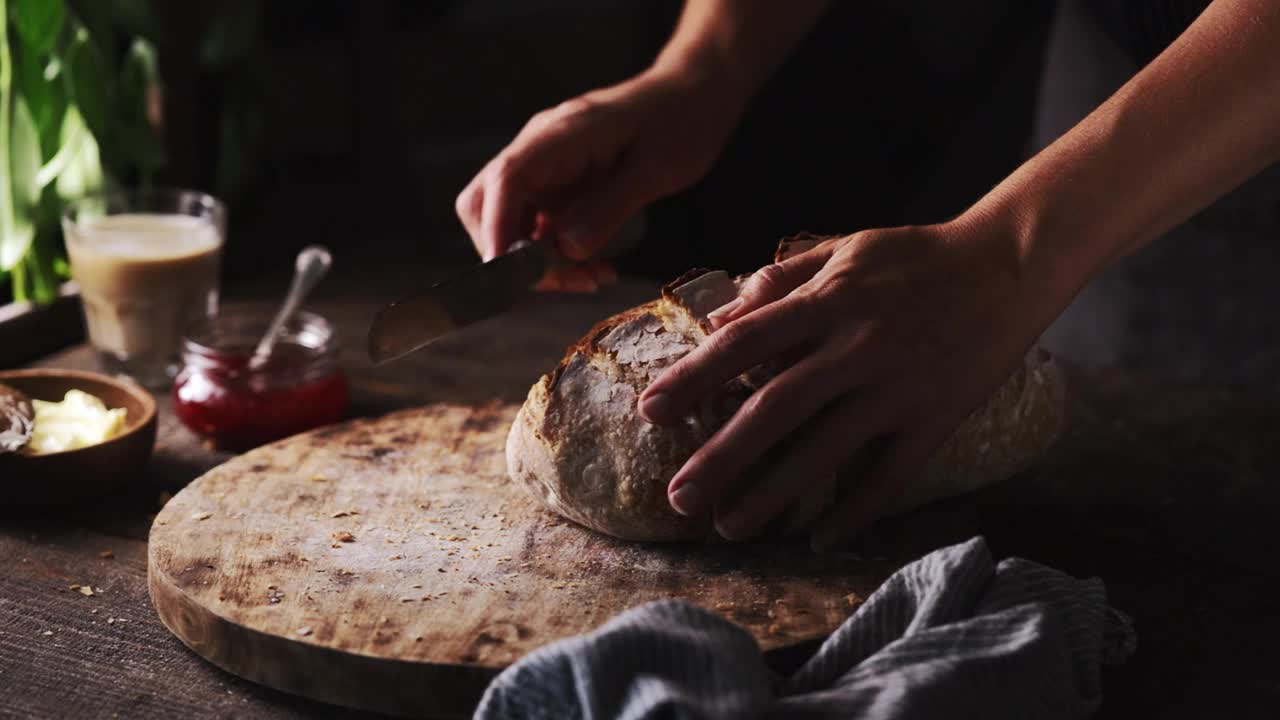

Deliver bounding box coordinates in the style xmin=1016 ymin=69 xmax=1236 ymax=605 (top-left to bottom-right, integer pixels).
xmin=15 ymin=0 xmax=1277 ymax=386
xmin=150 ymin=0 xmax=1054 ymax=284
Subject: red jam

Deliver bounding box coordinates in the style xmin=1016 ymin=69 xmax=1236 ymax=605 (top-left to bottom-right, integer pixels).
xmin=174 ymin=311 xmax=348 ymax=452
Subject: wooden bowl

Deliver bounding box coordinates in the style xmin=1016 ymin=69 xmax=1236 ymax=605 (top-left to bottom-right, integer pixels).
xmin=0 ymin=368 xmax=158 ymax=508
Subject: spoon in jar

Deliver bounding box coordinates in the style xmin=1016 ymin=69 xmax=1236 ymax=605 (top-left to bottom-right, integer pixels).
xmin=249 ymin=245 xmax=333 ymax=370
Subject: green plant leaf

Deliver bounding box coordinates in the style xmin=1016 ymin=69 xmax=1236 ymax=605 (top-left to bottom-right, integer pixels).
xmin=116 ymin=38 xmax=165 ymax=173
xmin=10 ymin=256 xmax=29 ymax=301
xmin=11 ymin=0 xmax=65 ymax=56
xmin=0 ymin=216 xmax=35 ymax=272
xmin=28 ymin=226 xmax=63 ymax=302
xmin=1 ymin=97 xmax=41 ymax=270
xmin=63 ymin=29 xmax=109 ymax=144
xmin=118 ymin=38 xmax=157 ymax=130
xmin=1 ymin=0 xmax=32 ymax=277
xmin=11 ymin=96 xmax=41 ymax=206
xmin=34 ymin=180 xmax=60 ymax=236
xmin=53 ymin=103 xmax=102 ymax=201
xmin=65 ymin=0 xmax=116 ymax=71
xmin=122 ymin=37 xmax=159 ymax=87
xmin=12 ymin=32 xmax=66 ymax=155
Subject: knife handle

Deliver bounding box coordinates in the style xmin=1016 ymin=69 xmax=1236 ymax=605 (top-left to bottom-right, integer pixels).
xmin=501 ymin=239 xmax=555 ymax=287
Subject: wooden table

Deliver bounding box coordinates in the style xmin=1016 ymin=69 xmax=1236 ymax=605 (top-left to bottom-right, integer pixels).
xmin=3 ymin=252 xmax=1279 ymax=718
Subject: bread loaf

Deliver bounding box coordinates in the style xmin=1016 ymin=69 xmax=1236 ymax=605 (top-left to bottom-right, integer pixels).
xmin=506 ymin=242 xmax=1066 ymax=542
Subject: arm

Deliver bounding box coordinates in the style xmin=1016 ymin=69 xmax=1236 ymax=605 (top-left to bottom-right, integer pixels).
xmin=652 ymin=0 xmax=831 ymax=103
xmin=456 ymin=0 xmax=829 ymax=283
xmin=640 ymin=0 xmax=1280 ymax=549
xmin=979 ymin=0 xmax=1280 ymax=328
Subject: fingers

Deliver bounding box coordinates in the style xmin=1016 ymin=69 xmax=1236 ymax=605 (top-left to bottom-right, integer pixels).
xmin=713 ymin=391 xmax=881 ymax=541
xmin=457 ymin=153 xmax=537 ymax=262
xmin=554 ymin=160 xmax=653 ymax=261
xmin=640 ymin=296 xmax=821 ymax=424
xmin=456 ymin=179 xmax=484 ymax=250
xmin=708 ymin=244 xmax=836 ymax=328
xmin=809 ymin=415 xmax=953 ymax=552
xmin=479 ymin=150 xmax=550 ymax=263
xmin=456 ymin=112 xmax=652 ymax=268
xmin=666 ymin=350 xmax=856 ymax=517
xmin=457 ymin=102 xmax=617 ymax=261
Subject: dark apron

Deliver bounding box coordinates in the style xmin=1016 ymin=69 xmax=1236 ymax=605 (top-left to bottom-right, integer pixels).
xmin=636 ymin=0 xmax=1056 ymax=277
xmin=638 ymin=1 xmax=1275 ymax=387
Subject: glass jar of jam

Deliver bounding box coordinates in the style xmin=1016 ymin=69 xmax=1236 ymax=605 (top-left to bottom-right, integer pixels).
xmin=174 ymin=310 xmax=349 ymax=451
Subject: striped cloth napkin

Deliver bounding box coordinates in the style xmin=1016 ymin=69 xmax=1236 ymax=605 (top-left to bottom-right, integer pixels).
xmin=475 ymin=536 xmax=1135 ymax=720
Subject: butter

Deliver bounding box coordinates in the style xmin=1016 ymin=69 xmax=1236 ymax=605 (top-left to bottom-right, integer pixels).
xmin=28 ymin=389 xmax=127 ymax=454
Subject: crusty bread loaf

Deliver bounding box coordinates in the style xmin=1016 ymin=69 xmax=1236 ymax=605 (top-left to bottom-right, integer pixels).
xmin=506 ymin=242 xmax=1066 ymax=542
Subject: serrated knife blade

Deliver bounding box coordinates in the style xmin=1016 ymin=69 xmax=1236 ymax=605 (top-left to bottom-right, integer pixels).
xmin=366 ymin=240 xmax=551 ymax=365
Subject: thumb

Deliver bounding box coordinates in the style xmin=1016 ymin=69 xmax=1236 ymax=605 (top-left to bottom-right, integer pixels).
xmin=709 ymin=242 xmax=836 ymax=327
xmin=553 ymin=163 xmax=653 ymax=262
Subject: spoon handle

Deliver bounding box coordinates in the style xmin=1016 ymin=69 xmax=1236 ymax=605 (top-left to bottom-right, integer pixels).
xmin=251 ymin=246 xmax=333 ymax=368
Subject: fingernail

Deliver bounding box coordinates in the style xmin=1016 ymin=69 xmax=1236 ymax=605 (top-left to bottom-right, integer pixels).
xmin=706 ymin=297 xmax=744 ymax=327
xmin=669 ymin=483 xmax=701 ymax=516
xmin=639 ymin=391 xmax=672 ymax=423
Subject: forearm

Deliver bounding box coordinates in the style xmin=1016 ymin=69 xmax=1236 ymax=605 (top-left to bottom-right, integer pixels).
xmin=651 ymin=0 xmax=830 ymax=105
xmin=971 ymin=0 xmax=1280 ymax=319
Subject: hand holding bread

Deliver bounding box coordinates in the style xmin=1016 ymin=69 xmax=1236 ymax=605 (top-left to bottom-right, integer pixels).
xmin=507 ymin=229 xmax=1065 ymax=549
xmin=639 ymin=222 xmax=1064 ymax=549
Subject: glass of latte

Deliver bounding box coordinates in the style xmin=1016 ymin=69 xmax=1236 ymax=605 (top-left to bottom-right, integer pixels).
xmin=62 ymin=189 xmax=226 ymax=388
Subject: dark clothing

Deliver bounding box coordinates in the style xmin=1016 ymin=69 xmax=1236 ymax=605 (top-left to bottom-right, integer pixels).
xmin=1089 ymin=0 xmax=1213 ymax=65
xmin=634 ymin=0 xmax=1056 ymax=277
xmin=635 ymin=0 xmax=1276 ymax=388
xmin=632 ymin=1 xmax=1214 ymax=280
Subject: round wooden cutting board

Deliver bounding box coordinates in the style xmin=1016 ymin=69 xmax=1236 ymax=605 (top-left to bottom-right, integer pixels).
xmin=148 ymin=402 xmax=896 ymax=718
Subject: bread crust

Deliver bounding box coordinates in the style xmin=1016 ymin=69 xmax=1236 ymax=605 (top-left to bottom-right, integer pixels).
xmin=506 ymin=241 xmax=1066 ymax=542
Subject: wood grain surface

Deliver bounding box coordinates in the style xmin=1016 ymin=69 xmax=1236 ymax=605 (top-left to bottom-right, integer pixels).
xmin=148 ymin=402 xmax=897 ymax=718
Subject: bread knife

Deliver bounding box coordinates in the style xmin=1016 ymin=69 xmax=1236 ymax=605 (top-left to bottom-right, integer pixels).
xmin=366 ymin=239 xmax=553 ymax=365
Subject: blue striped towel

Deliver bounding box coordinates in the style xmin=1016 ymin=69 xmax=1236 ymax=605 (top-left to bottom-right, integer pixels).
xmin=475 ymin=536 xmax=1135 ymax=719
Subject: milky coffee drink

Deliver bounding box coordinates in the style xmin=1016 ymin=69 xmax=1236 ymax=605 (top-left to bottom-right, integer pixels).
xmin=66 ymin=213 xmax=222 ymax=386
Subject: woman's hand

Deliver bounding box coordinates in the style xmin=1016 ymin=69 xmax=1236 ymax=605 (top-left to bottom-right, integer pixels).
xmin=639 ymin=216 xmax=1060 ymax=550
xmin=455 ymin=64 xmax=746 ymax=292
